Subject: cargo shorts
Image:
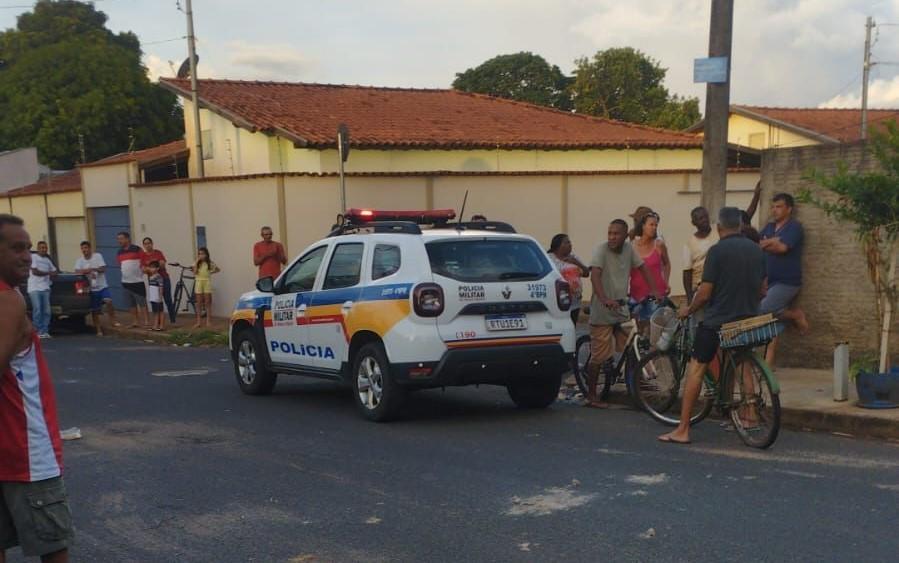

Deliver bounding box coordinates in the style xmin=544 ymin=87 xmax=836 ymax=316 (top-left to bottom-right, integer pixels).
xmin=0 ymin=476 xmax=74 ymax=557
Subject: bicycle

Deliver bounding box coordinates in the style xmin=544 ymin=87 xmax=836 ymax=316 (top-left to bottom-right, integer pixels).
xmin=572 ymin=298 xmax=659 ymax=404
xmin=633 ymin=310 xmax=783 ymax=449
xmin=169 ymin=262 xmax=197 ymax=314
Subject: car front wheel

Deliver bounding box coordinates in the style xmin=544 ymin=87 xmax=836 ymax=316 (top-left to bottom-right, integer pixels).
xmin=233 ymin=330 xmax=277 ymax=395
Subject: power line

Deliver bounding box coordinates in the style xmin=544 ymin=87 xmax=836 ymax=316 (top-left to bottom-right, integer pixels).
xmin=142 ymin=36 xmax=186 ymax=46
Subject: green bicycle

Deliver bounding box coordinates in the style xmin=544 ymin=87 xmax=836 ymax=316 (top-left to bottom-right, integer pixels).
xmin=632 ymin=310 xmax=783 ymax=449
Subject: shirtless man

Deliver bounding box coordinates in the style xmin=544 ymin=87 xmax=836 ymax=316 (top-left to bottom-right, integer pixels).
xmin=0 ymin=214 xmax=73 ymax=563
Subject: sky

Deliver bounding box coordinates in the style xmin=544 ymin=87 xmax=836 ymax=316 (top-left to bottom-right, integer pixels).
xmin=2 ymin=0 xmax=899 ymax=109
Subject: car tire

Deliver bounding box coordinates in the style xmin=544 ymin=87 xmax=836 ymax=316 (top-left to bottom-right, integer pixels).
xmin=233 ymin=329 xmax=277 ymax=395
xmin=352 ymin=342 xmax=405 ymax=422
xmin=507 ymin=373 xmax=562 ymax=409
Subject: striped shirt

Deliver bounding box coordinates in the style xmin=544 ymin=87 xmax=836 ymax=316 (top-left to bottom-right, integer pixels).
xmin=0 ymin=280 xmax=63 ymax=482
xmin=117 ymin=244 xmax=144 ymax=284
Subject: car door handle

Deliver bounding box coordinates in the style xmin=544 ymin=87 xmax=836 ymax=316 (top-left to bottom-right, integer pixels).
xmin=296 ymin=304 xmax=307 ymax=315
xmin=342 ymin=301 xmax=354 ymax=311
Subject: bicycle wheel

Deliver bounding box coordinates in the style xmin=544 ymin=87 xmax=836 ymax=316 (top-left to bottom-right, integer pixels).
xmin=172 ymin=282 xmax=184 ymax=314
xmin=573 ymin=334 xmax=591 ymax=397
xmin=635 ymin=350 xmax=715 ymax=426
xmin=726 ymin=352 xmax=781 ymax=449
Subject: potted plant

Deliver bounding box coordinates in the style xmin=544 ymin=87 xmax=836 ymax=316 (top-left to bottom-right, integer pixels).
xmin=799 ymin=119 xmax=899 ymax=408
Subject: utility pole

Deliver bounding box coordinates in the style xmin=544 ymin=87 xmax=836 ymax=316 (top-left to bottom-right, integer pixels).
xmin=337 ymin=124 xmax=350 ymax=213
xmin=700 ymin=0 xmax=734 ymax=218
xmin=185 ymin=0 xmax=204 ymax=177
xmin=861 ymin=16 xmax=874 ymax=141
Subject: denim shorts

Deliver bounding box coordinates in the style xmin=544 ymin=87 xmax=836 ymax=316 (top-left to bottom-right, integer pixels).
xmin=760 ymin=283 xmax=800 ymax=316
xmin=628 ymin=297 xmax=660 ymax=321
xmin=89 ymin=287 xmax=113 ymax=312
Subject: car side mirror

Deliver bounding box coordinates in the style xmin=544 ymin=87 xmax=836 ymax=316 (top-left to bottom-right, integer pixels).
xmin=256 ymin=276 xmax=274 ymax=293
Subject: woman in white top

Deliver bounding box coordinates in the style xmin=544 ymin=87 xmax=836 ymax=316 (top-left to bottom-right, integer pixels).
xmin=547 ymin=233 xmax=590 ymax=324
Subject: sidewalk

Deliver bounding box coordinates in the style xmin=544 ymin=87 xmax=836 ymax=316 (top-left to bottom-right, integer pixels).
xmin=776 ymin=367 xmax=899 ymax=442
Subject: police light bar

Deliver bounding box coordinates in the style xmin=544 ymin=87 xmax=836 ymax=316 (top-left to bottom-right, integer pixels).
xmin=345 ymin=208 xmax=456 ymax=224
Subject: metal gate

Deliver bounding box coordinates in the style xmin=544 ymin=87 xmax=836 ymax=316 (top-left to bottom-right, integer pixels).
xmin=91 ymin=207 xmax=131 ymax=310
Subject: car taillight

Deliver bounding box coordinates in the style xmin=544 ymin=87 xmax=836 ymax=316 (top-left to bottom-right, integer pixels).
xmin=74 ymin=280 xmax=90 ymax=295
xmin=555 ymin=279 xmax=572 ymax=311
xmin=413 ymin=283 xmax=444 ymax=317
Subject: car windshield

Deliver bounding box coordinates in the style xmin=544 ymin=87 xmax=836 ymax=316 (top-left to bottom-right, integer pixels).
xmin=426 ymin=239 xmax=551 ymax=282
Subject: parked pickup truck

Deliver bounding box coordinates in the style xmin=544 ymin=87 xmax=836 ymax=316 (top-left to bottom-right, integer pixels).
xmin=20 ymin=272 xmax=93 ymax=327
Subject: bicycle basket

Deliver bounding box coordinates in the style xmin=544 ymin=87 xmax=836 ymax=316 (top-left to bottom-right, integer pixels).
xmin=718 ymin=314 xmax=784 ymax=349
xmin=649 ymin=306 xmax=679 ymax=351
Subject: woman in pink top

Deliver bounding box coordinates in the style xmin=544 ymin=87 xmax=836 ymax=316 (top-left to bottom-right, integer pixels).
xmin=629 ymin=212 xmax=670 ymax=322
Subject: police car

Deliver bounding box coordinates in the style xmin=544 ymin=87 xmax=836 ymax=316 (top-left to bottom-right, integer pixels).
xmin=229 ymin=209 xmax=576 ymax=421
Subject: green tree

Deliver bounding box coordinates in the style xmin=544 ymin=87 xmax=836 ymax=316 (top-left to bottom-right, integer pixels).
xmin=570 ymin=47 xmax=699 ymax=129
xmin=453 ymin=52 xmax=573 ymax=110
xmin=0 ymin=0 xmax=183 ymax=169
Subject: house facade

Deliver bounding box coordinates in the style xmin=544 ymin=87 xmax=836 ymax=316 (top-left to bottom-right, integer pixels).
xmin=106 ymin=79 xmax=757 ymax=316
xmin=691 ymin=105 xmax=899 ymax=150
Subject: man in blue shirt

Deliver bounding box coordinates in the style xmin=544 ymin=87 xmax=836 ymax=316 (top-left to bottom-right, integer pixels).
xmin=759 ymin=193 xmax=809 ymax=366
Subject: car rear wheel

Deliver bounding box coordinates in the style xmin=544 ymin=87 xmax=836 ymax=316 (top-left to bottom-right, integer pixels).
xmin=352 ymin=342 xmax=405 ymax=422
xmin=233 ymin=330 xmax=277 ymax=395
xmin=507 ymin=373 xmax=562 ymax=409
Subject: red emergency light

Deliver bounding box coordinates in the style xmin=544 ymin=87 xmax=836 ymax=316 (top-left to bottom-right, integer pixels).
xmin=345 ymin=208 xmax=456 ymax=224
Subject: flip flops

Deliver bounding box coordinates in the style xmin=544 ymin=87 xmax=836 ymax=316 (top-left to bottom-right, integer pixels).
xmin=657 ymin=434 xmax=691 ymax=445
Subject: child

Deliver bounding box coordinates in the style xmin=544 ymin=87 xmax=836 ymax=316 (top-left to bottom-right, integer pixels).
xmin=147 ymin=261 xmax=165 ymax=331
xmin=192 ymin=247 xmax=220 ymax=328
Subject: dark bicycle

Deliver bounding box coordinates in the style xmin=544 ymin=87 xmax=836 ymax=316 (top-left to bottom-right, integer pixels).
xmin=572 ymin=298 xmax=659 ymax=404
xmin=169 ymin=262 xmax=197 ymax=314
xmin=633 ymin=309 xmax=783 ymax=449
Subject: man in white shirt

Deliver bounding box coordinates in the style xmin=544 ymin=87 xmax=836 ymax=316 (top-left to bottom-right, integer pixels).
xmin=682 ymin=207 xmax=718 ymax=303
xmin=27 ymin=241 xmax=57 ymax=338
xmin=74 ymin=240 xmax=117 ymax=336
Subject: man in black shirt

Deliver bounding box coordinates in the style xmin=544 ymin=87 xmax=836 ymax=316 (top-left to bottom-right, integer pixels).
xmin=659 ymin=207 xmax=766 ymax=444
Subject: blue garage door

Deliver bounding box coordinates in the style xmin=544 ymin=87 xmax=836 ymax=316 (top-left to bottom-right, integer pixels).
xmin=92 ymin=207 xmax=131 ymax=310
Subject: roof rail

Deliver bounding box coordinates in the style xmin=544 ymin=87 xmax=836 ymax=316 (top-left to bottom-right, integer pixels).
xmin=447 ymin=221 xmax=517 ymax=233
xmin=327 ymin=221 xmax=422 ymax=237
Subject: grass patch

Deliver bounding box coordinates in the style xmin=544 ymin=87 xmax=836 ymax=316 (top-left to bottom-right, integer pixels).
xmin=167 ymin=329 xmax=228 ymax=347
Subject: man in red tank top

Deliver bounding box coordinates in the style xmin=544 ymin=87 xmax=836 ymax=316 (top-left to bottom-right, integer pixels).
xmin=0 ymin=214 xmax=73 ymax=562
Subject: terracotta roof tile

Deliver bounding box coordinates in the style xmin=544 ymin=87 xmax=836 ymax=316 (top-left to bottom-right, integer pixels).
xmin=4 ymin=169 xmax=80 ymax=197
xmin=159 ymin=78 xmax=701 ymax=150
xmin=79 ymin=140 xmax=188 ymax=168
xmin=735 ymin=106 xmax=899 ymax=143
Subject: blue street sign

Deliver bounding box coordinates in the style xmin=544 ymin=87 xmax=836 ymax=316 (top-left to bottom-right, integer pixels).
xmin=694 ymin=57 xmax=729 ymax=83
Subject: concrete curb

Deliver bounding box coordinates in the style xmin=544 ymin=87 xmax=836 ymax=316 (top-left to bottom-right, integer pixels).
xmin=590 ymin=388 xmax=899 ymax=442
xmin=780 ymin=407 xmax=899 ymax=442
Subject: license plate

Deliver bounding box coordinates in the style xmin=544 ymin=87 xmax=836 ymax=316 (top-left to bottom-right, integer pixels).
xmin=485 ymin=314 xmax=527 ymax=331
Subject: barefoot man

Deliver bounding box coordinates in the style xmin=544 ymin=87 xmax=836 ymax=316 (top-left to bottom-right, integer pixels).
xmin=659 ymin=207 xmax=766 ymax=445
xmin=0 ymin=214 xmax=74 ymax=562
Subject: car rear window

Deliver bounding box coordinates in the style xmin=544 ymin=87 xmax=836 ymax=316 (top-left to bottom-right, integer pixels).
xmin=426 ymin=239 xmax=551 ymax=282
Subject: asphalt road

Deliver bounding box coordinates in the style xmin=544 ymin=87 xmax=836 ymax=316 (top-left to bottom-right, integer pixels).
xmin=9 ymin=335 xmax=899 ymax=562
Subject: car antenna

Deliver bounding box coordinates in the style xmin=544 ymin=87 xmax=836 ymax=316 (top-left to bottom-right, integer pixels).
xmin=457 ymin=189 xmax=469 ymax=232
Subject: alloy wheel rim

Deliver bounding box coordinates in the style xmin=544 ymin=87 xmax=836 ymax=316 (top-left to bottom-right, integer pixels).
xmin=238 ymin=340 xmax=257 ymax=385
xmin=357 ymin=356 xmax=383 ymax=410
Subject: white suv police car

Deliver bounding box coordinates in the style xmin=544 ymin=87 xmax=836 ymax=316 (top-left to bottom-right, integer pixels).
xmin=229 ymin=209 xmax=576 ymax=421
